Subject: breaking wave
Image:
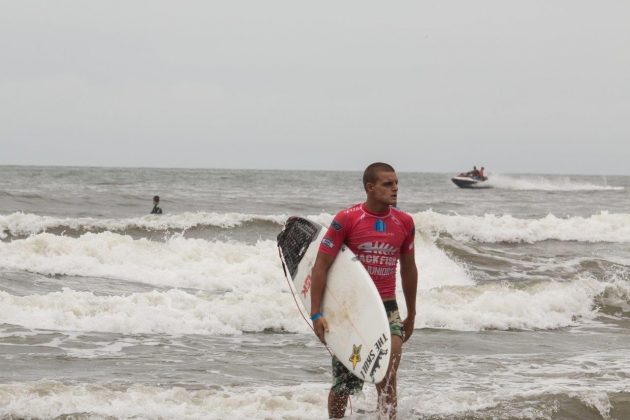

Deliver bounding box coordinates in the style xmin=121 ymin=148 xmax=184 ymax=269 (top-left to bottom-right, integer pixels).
xmin=1 ymin=232 xmax=627 ymax=334
xmin=0 ymin=212 xmax=286 ymax=240
xmin=413 ymin=210 xmax=630 ymax=243
xmin=3 ymin=211 xmax=630 ymax=244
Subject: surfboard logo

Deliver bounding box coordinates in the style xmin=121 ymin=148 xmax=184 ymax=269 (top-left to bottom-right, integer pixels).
xmin=359 ymin=333 xmax=389 ymax=380
xmin=358 ymin=242 xmax=396 ymax=255
xmin=369 ymin=348 xmax=389 ymax=380
xmin=349 ymin=344 xmax=362 ymax=369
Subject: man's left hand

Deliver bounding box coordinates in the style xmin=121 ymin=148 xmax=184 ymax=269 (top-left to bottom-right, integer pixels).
xmin=402 ymin=315 xmax=415 ymax=343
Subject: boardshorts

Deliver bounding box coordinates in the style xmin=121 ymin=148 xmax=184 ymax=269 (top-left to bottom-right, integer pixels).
xmin=331 ymin=300 xmax=404 ymax=395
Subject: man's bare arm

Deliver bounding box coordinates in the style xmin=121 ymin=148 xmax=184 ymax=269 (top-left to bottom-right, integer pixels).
xmin=399 ymin=252 xmax=418 ymax=342
xmin=310 ymin=251 xmax=335 ymax=344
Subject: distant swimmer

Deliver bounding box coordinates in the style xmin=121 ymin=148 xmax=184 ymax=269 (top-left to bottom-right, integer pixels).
xmin=150 ymin=195 xmax=163 ymax=214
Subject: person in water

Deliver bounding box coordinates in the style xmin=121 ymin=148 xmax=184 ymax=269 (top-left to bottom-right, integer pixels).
xmin=150 ymin=195 xmax=163 ymax=214
xmin=310 ymin=162 xmax=418 ymax=419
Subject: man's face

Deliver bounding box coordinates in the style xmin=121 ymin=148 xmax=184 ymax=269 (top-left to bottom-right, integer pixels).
xmin=368 ymin=171 xmax=398 ymax=206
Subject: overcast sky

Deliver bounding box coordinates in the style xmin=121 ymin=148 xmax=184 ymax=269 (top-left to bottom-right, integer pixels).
xmin=1 ymin=1 xmax=629 ymax=174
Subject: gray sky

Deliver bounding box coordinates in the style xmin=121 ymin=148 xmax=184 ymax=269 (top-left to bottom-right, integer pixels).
xmin=1 ymin=1 xmax=629 ymax=174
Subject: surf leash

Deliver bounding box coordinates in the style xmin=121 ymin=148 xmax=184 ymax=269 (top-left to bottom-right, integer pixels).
xmin=277 ymin=246 xmax=354 ymax=415
xmin=277 ymin=246 xmax=331 ymax=349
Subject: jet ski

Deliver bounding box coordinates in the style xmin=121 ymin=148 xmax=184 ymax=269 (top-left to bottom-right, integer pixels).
xmin=451 ymin=173 xmax=489 ymax=188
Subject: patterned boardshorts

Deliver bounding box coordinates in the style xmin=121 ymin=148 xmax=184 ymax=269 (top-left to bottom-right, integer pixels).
xmin=331 ymin=302 xmax=403 ymax=395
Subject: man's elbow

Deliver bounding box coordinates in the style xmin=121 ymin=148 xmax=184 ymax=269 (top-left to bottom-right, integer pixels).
xmin=312 ymin=253 xmax=334 ymax=277
xmin=401 ymin=266 xmax=418 ymax=281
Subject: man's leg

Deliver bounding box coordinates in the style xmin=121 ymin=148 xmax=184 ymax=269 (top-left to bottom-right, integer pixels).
xmin=329 ymin=356 xmax=364 ymax=418
xmin=328 ymin=389 xmax=350 ymax=418
xmin=375 ymin=335 xmax=403 ymax=419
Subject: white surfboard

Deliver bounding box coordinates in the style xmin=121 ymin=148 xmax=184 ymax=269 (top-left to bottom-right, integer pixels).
xmin=277 ymin=216 xmax=391 ymax=383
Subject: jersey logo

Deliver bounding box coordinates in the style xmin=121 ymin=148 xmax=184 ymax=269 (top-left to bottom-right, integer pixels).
xmin=345 ymin=205 xmax=362 ymax=214
xmin=322 ymin=237 xmax=334 ymax=248
xmin=374 ymin=219 xmax=385 ymax=232
xmin=358 ymin=241 xmax=396 ymax=255
xmin=331 ymin=220 xmax=342 ymax=231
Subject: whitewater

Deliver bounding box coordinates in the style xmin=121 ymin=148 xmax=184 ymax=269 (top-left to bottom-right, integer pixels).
xmin=1 ymin=166 xmax=629 ymax=419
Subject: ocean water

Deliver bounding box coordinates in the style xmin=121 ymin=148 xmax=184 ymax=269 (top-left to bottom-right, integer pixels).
xmin=1 ymin=166 xmax=629 ymax=419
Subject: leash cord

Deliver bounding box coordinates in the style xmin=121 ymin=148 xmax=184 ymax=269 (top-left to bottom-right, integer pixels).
xmin=277 ymin=246 xmax=353 ymax=415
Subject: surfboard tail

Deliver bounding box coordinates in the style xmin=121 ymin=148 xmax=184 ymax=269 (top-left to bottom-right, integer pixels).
xmin=277 ymin=217 xmax=322 ymax=279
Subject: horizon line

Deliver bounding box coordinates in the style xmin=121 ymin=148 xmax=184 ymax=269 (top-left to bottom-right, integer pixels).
xmin=0 ymin=163 xmax=627 ymax=177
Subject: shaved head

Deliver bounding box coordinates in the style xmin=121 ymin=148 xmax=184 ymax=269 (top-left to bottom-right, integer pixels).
xmin=363 ymin=162 xmax=395 ymax=191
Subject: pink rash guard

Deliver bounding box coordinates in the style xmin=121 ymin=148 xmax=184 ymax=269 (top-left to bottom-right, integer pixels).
xmin=319 ymin=203 xmax=415 ymax=299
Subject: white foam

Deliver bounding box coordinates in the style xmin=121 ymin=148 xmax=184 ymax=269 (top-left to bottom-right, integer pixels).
xmin=0 ymin=381 xmax=328 ymax=420
xmin=395 ymin=343 xmax=630 ymax=417
xmin=0 ymin=228 xmax=472 ymax=291
xmin=569 ymin=391 xmax=612 ymax=418
xmin=0 ymin=274 xmax=618 ymax=335
xmin=400 ymin=373 xmax=629 ymax=419
xmin=597 ymin=269 xmax=630 ymax=314
xmin=0 ymin=232 xmax=283 ymax=291
xmin=2 ymin=372 xmax=629 ymax=420
xmin=2 ymin=231 xmax=625 ymax=332
xmin=0 ymin=288 xmax=308 ymax=335
xmin=405 ymin=235 xmax=475 ymax=290
xmin=0 ymin=231 xmax=475 ymax=333
xmin=0 ymin=232 xmax=316 ymax=335
xmin=412 ymin=276 xmax=605 ymax=331
xmin=0 ymin=211 xmax=287 ymax=239
xmin=413 ymin=210 xmax=630 ymax=243
xmin=4 ymin=210 xmax=629 ymax=244
xmin=486 ymin=174 xmax=624 ymax=191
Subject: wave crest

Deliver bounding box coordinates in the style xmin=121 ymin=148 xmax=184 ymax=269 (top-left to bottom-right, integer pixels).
xmin=414 ymin=210 xmax=630 ymax=243
xmin=0 ymin=212 xmax=287 ymax=240
xmin=3 ymin=210 xmax=630 ymax=244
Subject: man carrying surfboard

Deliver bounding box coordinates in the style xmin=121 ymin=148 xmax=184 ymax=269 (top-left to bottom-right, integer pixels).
xmin=310 ymin=162 xmax=418 ymax=419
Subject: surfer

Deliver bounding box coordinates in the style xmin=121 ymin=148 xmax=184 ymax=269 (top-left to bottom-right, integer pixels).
xmin=310 ymin=162 xmax=418 ymax=419
xmin=150 ymin=195 xmax=163 ymax=214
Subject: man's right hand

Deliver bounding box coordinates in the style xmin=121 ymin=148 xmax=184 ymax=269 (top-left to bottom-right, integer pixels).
xmin=313 ymin=316 xmax=329 ymax=344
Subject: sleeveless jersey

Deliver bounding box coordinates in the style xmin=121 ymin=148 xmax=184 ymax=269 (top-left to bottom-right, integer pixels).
xmin=319 ymin=203 xmax=415 ymax=299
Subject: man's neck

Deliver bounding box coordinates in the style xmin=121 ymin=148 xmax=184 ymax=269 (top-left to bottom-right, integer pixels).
xmin=363 ymin=200 xmax=389 ymax=215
